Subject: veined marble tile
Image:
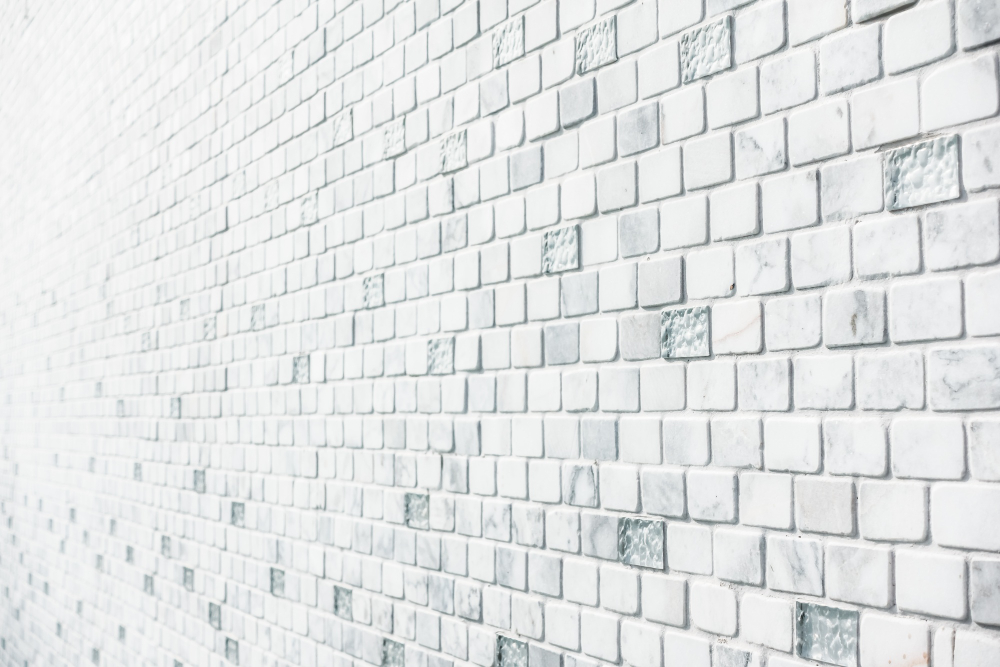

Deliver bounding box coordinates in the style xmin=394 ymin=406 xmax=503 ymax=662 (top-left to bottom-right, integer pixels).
xmin=660 ymin=306 xmax=711 ymax=358
xmin=382 ymin=638 xmax=405 ymax=667
xmin=193 ymin=470 xmax=206 ymax=493
xmin=885 ymin=135 xmax=960 ymax=211
xmin=681 ymin=16 xmax=733 ymax=83
xmin=575 ymin=16 xmax=617 ymax=74
xmin=251 ymin=304 xmax=265 ymax=331
xmin=428 ymin=337 xmax=455 ymax=375
xmin=333 ymin=109 xmax=353 ymax=146
xmin=497 ymin=635 xmax=529 ymax=667
xmin=493 ymin=16 xmax=525 ymax=68
xmin=441 ymin=130 xmax=468 ymax=173
xmin=617 ymin=517 xmax=665 ymax=569
xmin=383 ymin=118 xmax=406 ymax=159
xmin=796 ymin=602 xmax=859 ymax=667
xmin=714 ymin=645 xmax=759 ymax=667
xmin=364 ymin=273 xmax=385 ymax=309
xmin=542 ymin=225 xmax=580 ymax=273
xmin=334 ymin=585 xmax=353 ymax=620
xmin=293 ymin=355 xmax=310 ymax=384
xmin=203 ymin=316 xmax=216 ymax=341
xmin=405 ymin=492 xmax=430 ymax=530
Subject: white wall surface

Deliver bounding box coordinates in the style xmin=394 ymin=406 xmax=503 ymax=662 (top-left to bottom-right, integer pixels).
xmin=2 ymin=0 xmax=1000 ymax=666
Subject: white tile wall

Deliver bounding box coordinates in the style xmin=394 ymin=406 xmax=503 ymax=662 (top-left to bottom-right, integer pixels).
xmin=1 ymin=1 xmax=1000 ymax=667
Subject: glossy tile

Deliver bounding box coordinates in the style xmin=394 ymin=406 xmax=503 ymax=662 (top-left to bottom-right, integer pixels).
xmin=885 ymin=134 xmax=960 ymax=211
xmin=660 ymin=306 xmax=711 ymax=358
xmin=796 ymin=602 xmax=859 ymax=667
xmin=681 ymin=16 xmax=733 ymax=83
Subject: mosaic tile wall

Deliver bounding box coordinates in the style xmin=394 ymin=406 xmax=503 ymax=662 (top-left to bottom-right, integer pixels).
xmin=1 ymin=0 xmax=1000 ymax=666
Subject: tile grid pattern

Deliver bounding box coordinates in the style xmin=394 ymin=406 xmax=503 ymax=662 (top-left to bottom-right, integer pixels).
xmin=2 ymin=0 xmax=1000 ymax=667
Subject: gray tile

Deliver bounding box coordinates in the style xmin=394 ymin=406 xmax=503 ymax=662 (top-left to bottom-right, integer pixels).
xmin=617 ymin=517 xmax=665 ymax=569
xmin=618 ymin=102 xmax=660 ymax=157
xmin=680 ymin=16 xmax=733 ymax=83
xmin=183 ymin=567 xmax=194 ymax=591
xmin=529 ymin=644 xmax=562 ymax=667
xmin=885 ymin=134 xmax=960 ymax=211
xmin=542 ymin=225 xmax=580 ymax=274
xmin=660 ymin=306 xmax=711 ymax=358
xmin=270 ymin=568 xmax=285 ymax=597
xmin=441 ymin=130 xmax=468 ymax=173
xmin=493 ymin=16 xmax=525 ymax=68
xmin=384 ymin=118 xmax=406 ymax=159
xmin=406 ymin=492 xmax=431 ymax=530
xmin=335 ymin=585 xmax=353 ymax=620
xmin=544 ymin=322 xmax=580 ymax=365
xmin=225 ymin=638 xmax=239 ymax=665
xmin=382 ymin=638 xmax=405 ymax=667
xmin=170 ymin=397 xmax=181 ymax=419
xmin=796 ymin=602 xmax=858 ymax=667
xmin=293 ymin=355 xmax=310 ymax=384
xmin=230 ymin=502 xmax=245 ymax=527
xmin=364 ymin=273 xmax=385 ymax=309
xmin=576 ymin=16 xmax=618 ymax=74
xmin=428 ymin=337 xmax=455 ymax=375
xmin=582 ymin=417 xmax=618 ymax=461
xmin=209 ymin=602 xmax=222 ymax=630
xmin=497 ymin=635 xmax=529 ymax=667
xmin=194 ymin=470 xmax=206 ymax=493
xmin=619 ymin=208 xmax=659 ymax=258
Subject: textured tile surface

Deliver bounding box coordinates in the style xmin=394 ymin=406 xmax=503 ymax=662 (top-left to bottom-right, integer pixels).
xmin=364 ymin=273 xmax=385 ymax=309
xmin=796 ymin=602 xmax=859 ymax=667
xmin=885 ymin=134 xmax=960 ymax=210
xmin=292 ymin=355 xmax=310 ymax=383
xmin=542 ymin=225 xmax=580 ymax=273
xmin=441 ymin=130 xmax=468 ymax=173
xmin=497 ymin=635 xmax=529 ymax=667
xmin=335 ymin=585 xmax=353 ymax=620
xmin=576 ymin=16 xmax=618 ymax=74
xmin=382 ymin=638 xmax=405 ymax=667
xmin=0 ymin=1 xmax=996 ymax=664
xmin=681 ymin=16 xmax=733 ymax=83
xmin=383 ymin=118 xmax=406 ymax=159
xmin=333 ymin=109 xmax=353 ymax=146
xmin=428 ymin=337 xmax=455 ymax=375
xmin=661 ymin=306 xmax=712 ymax=358
xmin=493 ymin=16 xmax=525 ymax=68
xmin=618 ymin=517 xmax=665 ymax=569
xmin=270 ymin=568 xmax=285 ymax=596
xmin=405 ymin=493 xmax=430 ymax=529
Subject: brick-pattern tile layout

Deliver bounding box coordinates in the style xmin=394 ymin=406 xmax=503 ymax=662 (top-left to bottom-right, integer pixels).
xmin=1 ymin=1 xmax=1000 ymax=667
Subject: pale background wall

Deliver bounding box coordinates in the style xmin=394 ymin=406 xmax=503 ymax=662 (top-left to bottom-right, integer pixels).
xmin=2 ymin=0 xmax=1000 ymax=666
